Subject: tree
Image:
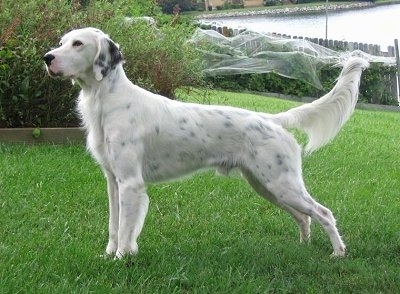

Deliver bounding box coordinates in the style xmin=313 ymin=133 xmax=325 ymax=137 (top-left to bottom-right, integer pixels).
xmin=157 ymin=0 xmax=198 ymax=13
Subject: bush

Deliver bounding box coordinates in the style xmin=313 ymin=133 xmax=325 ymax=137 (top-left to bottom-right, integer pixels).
xmin=157 ymin=0 xmax=199 ymax=14
xmin=358 ymin=62 xmax=397 ymax=105
xmin=0 ymin=1 xmax=85 ymax=127
xmin=263 ymin=0 xmax=279 ymax=7
xmin=0 ymin=0 xmax=205 ymax=127
xmin=223 ymin=2 xmax=244 ymax=9
xmin=215 ymin=1 xmax=244 ymax=11
xmin=105 ymin=20 xmax=205 ymax=99
xmin=206 ymin=63 xmax=398 ymax=106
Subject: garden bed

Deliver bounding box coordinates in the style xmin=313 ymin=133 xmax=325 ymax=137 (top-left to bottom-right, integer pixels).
xmin=0 ymin=128 xmax=85 ymax=144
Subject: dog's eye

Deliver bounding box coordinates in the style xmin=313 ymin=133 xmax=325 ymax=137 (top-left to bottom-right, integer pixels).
xmin=72 ymin=40 xmax=83 ymax=47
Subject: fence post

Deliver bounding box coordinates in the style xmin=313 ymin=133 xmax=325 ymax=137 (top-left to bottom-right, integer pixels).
xmin=394 ymin=39 xmax=400 ymax=105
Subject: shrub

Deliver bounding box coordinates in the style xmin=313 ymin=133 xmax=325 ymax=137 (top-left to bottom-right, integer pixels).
xmin=0 ymin=1 xmax=85 ymax=127
xmin=358 ymin=62 xmax=397 ymax=105
xmin=223 ymin=2 xmax=244 ymax=9
xmin=263 ymin=0 xmax=278 ymax=7
xmin=157 ymin=0 xmax=199 ymax=14
xmin=206 ymin=63 xmax=398 ymax=106
xmin=104 ymin=20 xmax=205 ymax=99
xmin=0 ymin=0 xmax=205 ymax=127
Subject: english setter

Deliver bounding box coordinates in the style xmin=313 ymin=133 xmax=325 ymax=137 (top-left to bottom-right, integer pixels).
xmin=43 ymin=27 xmax=368 ymax=258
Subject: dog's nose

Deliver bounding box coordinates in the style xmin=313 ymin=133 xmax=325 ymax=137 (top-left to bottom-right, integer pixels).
xmin=43 ymin=54 xmax=55 ymax=66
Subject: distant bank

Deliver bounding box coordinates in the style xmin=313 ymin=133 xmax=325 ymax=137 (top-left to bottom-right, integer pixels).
xmin=196 ymin=1 xmax=400 ymax=19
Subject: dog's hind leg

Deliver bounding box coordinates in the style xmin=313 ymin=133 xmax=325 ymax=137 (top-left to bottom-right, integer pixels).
xmin=241 ymin=169 xmax=311 ymax=244
xmin=241 ymin=160 xmax=345 ymax=256
xmin=267 ymin=173 xmax=345 ymax=257
xmin=286 ymin=188 xmax=345 ymax=257
xmin=283 ymin=205 xmax=311 ymax=243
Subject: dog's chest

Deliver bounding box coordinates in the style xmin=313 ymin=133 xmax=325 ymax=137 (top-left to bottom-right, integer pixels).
xmin=78 ymin=93 xmax=109 ymax=163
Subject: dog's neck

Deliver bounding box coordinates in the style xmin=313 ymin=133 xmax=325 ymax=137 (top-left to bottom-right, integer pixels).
xmin=75 ymin=64 xmax=126 ymax=97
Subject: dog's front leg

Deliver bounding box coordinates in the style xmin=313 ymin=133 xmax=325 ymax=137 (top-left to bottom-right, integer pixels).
xmin=116 ymin=177 xmax=149 ymax=259
xmin=104 ymin=132 xmax=150 ymax=259
xmin=104 ymin=170 xmax=119 ymax=256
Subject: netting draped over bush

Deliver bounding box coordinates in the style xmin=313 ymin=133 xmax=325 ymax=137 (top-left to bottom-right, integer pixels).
xmin=189 ymin=28 xmax=397 ymax=89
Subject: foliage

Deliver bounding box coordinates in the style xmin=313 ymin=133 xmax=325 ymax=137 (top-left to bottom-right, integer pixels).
xmin=157 ymin=0 xmax=200 ymax=13
xmin=124 ymin=0 xmax=162 ymax=16
xmin=206 ymin=63 xmax=399 ymax=105
xmin=219 ymin=1 xmax=245 ymax=10
xmin=358 ymin=62 xmax=398 ymax=105
xmin=0 ymin=1 xmax=78 ymax=127
xmin=0 ymin=0 xmax=204 ymax=127
xmin=263 ymin=0 xmax=280 ymax=7
xmin=104 ymin=20 xmax=205 ymax=99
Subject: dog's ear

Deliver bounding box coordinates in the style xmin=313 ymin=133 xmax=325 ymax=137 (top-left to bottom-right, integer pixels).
xmin=93 ymin=36 xmax=123 ymax=81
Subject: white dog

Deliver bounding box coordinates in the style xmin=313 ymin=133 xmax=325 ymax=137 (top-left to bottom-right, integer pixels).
xmin=44 ymin=27 xmax=368 ymax=258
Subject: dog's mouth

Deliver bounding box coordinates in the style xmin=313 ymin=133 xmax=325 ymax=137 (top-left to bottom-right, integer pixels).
xmin=45 ymin=66 xmax=68 ymax=79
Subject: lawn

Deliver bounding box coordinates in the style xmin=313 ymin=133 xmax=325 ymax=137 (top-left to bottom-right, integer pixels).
xmin=1 ymin=90 xmax=399 ymax=293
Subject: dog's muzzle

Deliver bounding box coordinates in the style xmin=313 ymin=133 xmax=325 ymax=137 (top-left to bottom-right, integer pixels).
xmin=43 ymin=53 xmax=63 ymax=77
xmin=43 ymin=54 xmax=55 ymax=66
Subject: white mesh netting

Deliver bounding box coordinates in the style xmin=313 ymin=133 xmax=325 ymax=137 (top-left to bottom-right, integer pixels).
xmin=189 ymin=28 xmax=396 ymax=89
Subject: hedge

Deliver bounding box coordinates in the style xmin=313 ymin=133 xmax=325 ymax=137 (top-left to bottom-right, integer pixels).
xmin=0 ymin=0 xmax=204 ymax=128
xmin=206 ymin=62 xmax=398 ymax=106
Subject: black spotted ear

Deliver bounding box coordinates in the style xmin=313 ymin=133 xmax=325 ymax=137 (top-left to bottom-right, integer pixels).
xmin=93 ymin=37 xmax=123 ymax=81
xmin=107 ymin=39 xmax=123 ymax=70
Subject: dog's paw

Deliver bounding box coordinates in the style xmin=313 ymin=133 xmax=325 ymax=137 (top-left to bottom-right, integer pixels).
xmin=105 ymin=240 xmax=118 ymax=256
xmin=331 ymin=247 xmax=346 ymax=258
xmin=115 ymin=243 xmax=139 ymax=260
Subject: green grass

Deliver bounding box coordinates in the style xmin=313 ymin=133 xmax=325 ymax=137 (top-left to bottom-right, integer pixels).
xmin=1 ymin=91 xmax=399 ymax=293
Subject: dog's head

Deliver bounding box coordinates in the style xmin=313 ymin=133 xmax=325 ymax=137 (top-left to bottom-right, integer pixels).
xmin=43 ymin=27 xmax=123 ymax=83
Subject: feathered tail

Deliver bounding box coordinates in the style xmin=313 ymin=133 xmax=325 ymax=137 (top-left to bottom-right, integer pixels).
xmin=272 ymin=57 xmax=369 ymax=154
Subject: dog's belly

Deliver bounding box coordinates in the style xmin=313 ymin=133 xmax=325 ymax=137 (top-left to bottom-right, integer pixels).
xmin=140 ymin=106 xmax=281 ymax=183
xmin=141 ymin=136 xmax=237 ymax=183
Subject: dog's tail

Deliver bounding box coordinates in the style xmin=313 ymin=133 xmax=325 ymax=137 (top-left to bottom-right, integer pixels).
xmin=272 ymin=57 xmax=369 ymax=154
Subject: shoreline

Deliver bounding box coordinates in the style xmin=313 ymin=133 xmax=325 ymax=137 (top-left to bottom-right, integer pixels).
xmin=196 ymin=1 xmax=391 ymax=19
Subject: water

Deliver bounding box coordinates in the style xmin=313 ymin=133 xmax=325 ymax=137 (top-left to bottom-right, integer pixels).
xmin=203 ymin=4 xmax=400 ymax=50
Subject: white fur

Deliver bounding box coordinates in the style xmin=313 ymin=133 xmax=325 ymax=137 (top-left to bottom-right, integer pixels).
xmin=44 ymin=28 xmax=368 ymax=258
